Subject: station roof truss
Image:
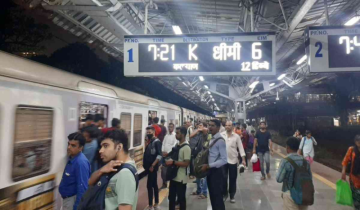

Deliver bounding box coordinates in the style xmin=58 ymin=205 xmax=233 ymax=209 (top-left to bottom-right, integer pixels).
xmin=39 ymin=0 xmax=360 ymax=113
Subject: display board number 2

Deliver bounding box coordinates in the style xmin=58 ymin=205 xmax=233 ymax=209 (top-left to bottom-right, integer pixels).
xmin=315 ymin=42 xmax=323 ymax=57
xmin=127 ymin=48 xmax=134 ymax=62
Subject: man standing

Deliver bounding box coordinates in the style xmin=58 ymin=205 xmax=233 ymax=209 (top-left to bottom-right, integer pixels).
xmin=298 ymin=130 xmax=317 ymax=165
xmin=161 ymin=123 xmax=177 ymax=189
xmin=82 ymin=126 xmax=99 ymax=173
xmin=253 ymin=121 xmax=273 ymax=180
xmin=152 ymin=117 xmax=162 ymax=138
xmin=185 ymin=119 xmax=194 ymax=142
xmin=277 ymin=137 xmax=312 ymax=210
xmin=158 ymin=119 xmax=167 ymax=142
xmin=102 ymin=118 xmax=121 ymax=134
xmin=200 ymin=119 xmax=227 ymax=210
xmin=143 ymin=126 xmax=162 ymax=210
xmin=59 ymin=132 xmax=90 ymax=210
xmin=95 ymin=114 xmax=105 ymax=129
xmin=166 ymin=127 xmax=191 ymax=210
xmin=221 ymin=121 xmax=246 ymax=203
xmin=88 ymin=130 xmax=139 ymax=210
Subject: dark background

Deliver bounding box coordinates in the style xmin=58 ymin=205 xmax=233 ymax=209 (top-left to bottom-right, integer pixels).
xmin=329 ymin=35 xmax=360 ymax=68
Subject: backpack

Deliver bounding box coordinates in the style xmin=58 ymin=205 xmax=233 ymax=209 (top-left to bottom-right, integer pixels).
xmin=78 ymin=163 xmax=139 ymax=210
xmin=143 ymin=138 xmax=160 ymax=170
xmin=193 ymin=137 xmax=224 ymax=179
xmin=285 ymin=157 xmax=314 ymax=206
xmin=166 ymin=143 xmax=190 ymax=181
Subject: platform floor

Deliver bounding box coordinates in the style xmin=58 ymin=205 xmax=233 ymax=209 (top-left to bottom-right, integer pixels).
xmin=158 ymin=150 xmax=353 ymax=210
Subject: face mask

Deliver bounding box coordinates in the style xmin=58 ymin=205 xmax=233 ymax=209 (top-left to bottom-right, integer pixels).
xmin=147 ymin=134 xmax=153 ymax=140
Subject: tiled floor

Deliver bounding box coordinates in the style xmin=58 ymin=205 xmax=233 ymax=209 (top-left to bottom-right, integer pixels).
xmin=159 ymin=153 xmax=353 ymax=210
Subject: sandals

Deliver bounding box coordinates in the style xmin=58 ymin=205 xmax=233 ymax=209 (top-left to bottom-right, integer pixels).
xmin=261 ymin=176 xmax=266 ymax=180
xmin=198 ymin=194 xmax=207 ymax=199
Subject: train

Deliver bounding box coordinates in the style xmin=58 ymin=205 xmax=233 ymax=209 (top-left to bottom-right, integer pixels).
xmin=0 ymin=51 xmax=211 ymax=209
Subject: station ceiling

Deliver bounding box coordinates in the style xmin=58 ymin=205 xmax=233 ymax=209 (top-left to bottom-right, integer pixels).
xmin=37 ymin=0 xmax=360 ymax=113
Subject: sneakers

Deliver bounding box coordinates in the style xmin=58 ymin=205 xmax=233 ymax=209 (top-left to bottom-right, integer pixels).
xmin=145 ymin=207 xmax=154 ymax=210
xmin=230 ymin=198 xmax=236 ymax=203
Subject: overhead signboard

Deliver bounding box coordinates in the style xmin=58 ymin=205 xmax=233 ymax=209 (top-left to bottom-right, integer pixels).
xmin=306 ymin=25 xmax=360 ymax=73
xmin=124 ymin=32 xmax=276 ymax=76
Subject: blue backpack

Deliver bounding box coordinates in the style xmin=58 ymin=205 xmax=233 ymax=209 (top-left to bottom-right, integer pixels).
xmin=285 ymin=157 xmax=314 ymax=206
xmin=78 ymin=163 xmax=139 ymax=210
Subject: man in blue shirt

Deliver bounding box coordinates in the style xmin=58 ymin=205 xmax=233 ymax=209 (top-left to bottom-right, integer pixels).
xmin=200 ymin=119 xmax=227 ymax=210
xmin=59 ymin=132 xmax=91 ymax=210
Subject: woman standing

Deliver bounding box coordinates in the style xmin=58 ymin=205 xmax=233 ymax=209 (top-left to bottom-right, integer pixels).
xmin=342 ymin=135 xmax=360 ymax=210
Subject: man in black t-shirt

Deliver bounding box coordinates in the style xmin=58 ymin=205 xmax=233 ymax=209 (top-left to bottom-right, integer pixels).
xmin=252 ymin=121 xmax=273 ymax=180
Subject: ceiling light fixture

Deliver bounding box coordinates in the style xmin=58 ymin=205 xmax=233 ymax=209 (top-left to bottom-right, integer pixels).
xmin=177 ymin=77 xmax=182 ymax=81
xmin=277 ymin=74 xmax=286 ymax=80
xmin=199 ymin=76 xmax=204 ymax=81
xmin=92 ymin=0 xmax=103 ymax=6
xmin=249 ymin=81 xmax=259 ymax=89
xmin=269 ymin=83 xmax=275 ymax=87
xmin=345 ymin=16 xmax=360 ymax=26
xmin=182 ymin=82 xmax=188 ymax=87
xmin=204 ymin=85 xmax=209 ymax=89
xmin=212 ymin=98 xmax=215 ymax=101
xmin=207 ymin=91 xmax=211 ymax=94
xmin=172 ymin=25 xmax=182 ymax=35
xmin=296 ymin=55 xmax=307 ymax=65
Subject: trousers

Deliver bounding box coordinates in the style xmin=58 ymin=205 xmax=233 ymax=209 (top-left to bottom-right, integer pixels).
xmin=258 ymin=151 xmax=270 ymax=177
xmin=207 ymin=167 xmax=225 ymax=210
xmin=161 ymin=166 xmax=168 ymax=185
xmin=147 ymin=169 xmax=159 ymax=206
xmin=283 ymin=191 xmax=308 ymax=210
xmin=223 ymin=163 xmax=238 ymax=199
xmin=61 ymin=195 xmax=76 ymax=210
xmin=169 ymin=180 xmax=187 ymax=210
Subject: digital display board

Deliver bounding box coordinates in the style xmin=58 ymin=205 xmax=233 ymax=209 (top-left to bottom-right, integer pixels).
xmin=124 ymin=33 xmax=276 ymax=76
xmin=306 ymin=25 xmax=360 ymax=73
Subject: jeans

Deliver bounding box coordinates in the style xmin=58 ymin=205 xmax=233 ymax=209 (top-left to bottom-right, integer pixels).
xmin=169 ymin=180 xmax=187 ymax=210
xmin=207 ymin=167 xmax=225 ymax=210
xmin=196 ymin=177 xmax=208 ymax=196
xmin=258 ymin=151 xmax=270 ymax=177
xmin=147 ymin=169 xmax=159 ymax=206
xmin=223 ymin=163 xmax=237 ymax=199
xmin=161 ymin=166 xmax=168 ymax=185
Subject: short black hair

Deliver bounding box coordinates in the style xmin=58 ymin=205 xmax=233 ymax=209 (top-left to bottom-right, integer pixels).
xmin=260 ymin=121 xmax=267 ymax=125
xmin=146 ymin=126 xmax=155 ymax=131
xmin=103 ymin=130 xmax=129 ymax=153
xmin=305 ymin=130 xmax=311 ymax=134
xmin=82 ymin=126 xmax=100 ymax=139
xmin=85 ymin=114 xmax=95 ymax=121
xmin=112 ymin=118 xmax=121 ymax=127
xmin=210 ymin=119 xmax=221 ymax=127
xmin=355 ymin=135 xmax=360 ymax=142
xmin=241 ymin=123 xmax=247 ymax=129
xmin=168 ymin=122 xmax=174 ymax=127
xmin=251 ymin=130 xmax=255 ymax=133
xmin=68 ymin=132 xmax=86 ymax=147
xmin=286 ymin=137 xmax=300 ymax=151
xmin=176 ymin=126 xmax=188 ymax=136
xmin=153 ymin=117 xmax=159 ymax=123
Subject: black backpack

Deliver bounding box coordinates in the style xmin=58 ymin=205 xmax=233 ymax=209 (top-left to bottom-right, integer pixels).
xmin=78 ymin=163 xmax=139 ymax=210
xmin=166 ymin=143 xmax=190 ymax=181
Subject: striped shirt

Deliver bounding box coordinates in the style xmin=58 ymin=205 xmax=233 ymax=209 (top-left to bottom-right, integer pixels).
xmin=276 ymin=153 xmax=312 ymax=192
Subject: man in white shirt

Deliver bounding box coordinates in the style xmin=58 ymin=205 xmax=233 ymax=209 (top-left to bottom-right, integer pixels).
xmin=161 ymin=123 xmax=178 ymax=189
xmin=221 ymin=121 xmax=246 ymax=203
xmin=185 ymin=119 xmax=194 ymax=142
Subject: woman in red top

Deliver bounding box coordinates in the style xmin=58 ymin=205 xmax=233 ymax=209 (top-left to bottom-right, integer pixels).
xmin=342 ymin=135 xmax=360 ymax=209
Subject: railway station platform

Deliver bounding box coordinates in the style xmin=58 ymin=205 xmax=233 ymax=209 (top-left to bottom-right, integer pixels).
xmin=151 ymin=144 xmax=352 ymax=210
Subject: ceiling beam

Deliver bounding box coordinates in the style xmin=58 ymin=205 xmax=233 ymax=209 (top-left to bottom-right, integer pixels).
xmin=276 ymin=0 xmax=317 ymax=52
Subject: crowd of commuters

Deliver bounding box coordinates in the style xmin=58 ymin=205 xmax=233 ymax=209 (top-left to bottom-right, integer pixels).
xmin=58 ymin=113 xmax=360 ymax=210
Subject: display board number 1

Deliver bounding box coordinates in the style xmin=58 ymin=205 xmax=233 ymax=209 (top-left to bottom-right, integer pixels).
xmin=128 ymin=48 xmax=134 ymax=62
xmin=315 ymin=42 xmax=323 ymax=57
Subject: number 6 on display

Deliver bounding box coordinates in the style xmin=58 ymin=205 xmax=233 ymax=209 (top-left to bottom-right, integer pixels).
xmin=315 ymin=42 xmax=323 ymax=58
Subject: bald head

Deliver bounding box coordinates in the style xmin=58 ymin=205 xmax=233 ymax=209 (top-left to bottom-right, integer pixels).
xmin=225 ymin=121 xmax=233 ymax=132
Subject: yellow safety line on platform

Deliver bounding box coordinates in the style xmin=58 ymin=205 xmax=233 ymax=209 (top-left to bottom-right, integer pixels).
xmin=143 ymin=184 xmax=169 ymax=210
xmin=274 ymin=150 xmax=336 ymax=190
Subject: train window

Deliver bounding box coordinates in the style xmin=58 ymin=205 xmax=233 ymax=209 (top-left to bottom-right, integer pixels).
xmin=12 ymin=106 xmax=53 ymax=181
xmin=133 ymin=114 xmax=142 ymax=147
xmin=120 ymin=112 xmax=132 ymax=147
xmin=148 ymin=110 xmax=157 ymax=125
xmin=79 ymin=102 xmax=108 ymax=129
